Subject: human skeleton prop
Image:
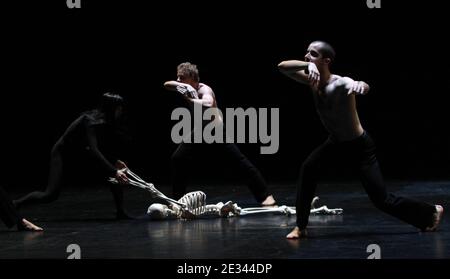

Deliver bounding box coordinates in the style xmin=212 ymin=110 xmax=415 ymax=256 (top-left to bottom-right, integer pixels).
xmin=109 ymin=169 xmax=343 ymax=220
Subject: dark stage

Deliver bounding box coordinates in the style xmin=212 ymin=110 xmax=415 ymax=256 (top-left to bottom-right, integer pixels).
xmin=1 ymin=181 xmax=448 ymax=259
xmin=1 ymin=2 xmax=449 ymax=274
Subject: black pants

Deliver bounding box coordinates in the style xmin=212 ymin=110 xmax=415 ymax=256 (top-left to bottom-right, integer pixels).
xmin=172 ymin=142 xmax=270 ymax=203
xmin=296 ymin=131 xmax=436 ymax=230
xmin=0 ymin=186 xmax=22 ymax=228
xmin=14 ymin=143 xmax=125 ymax=214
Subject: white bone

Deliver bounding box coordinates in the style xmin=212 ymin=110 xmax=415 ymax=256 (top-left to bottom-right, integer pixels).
xmin=108 ymin=169 xmax=343 ymax=220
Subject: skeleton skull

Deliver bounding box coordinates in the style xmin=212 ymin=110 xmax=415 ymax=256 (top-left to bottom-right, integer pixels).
xmin=147 ymin=203 xmax=179 ymax=220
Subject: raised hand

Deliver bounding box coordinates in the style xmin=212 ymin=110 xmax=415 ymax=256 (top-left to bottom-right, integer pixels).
xmin=115 ymin=169 xmax=129 ymax=184
xmin=115 ymin=160 xmax=128 ymax=170
xmin=348 ymin=80 xmax=370 ymax=95
xmin=176 ymin=84 xmax=199 ymax=99
xmin=307 ymin=63 xmax=320 ymax=89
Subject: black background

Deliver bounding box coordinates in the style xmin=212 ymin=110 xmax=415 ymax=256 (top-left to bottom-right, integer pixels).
xmin=2 ymin=0 xmax=449 ymax=191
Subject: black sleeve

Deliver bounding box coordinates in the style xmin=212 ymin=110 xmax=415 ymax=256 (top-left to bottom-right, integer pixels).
xmin=83 ymin=117 xmax=117 ymax=177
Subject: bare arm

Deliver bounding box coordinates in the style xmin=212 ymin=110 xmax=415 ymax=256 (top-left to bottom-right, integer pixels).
xmin=278 ymin=60 xmax=320 ymax=87
xmin=335 ymin=77 xmax=370 ymax=95
xmin=164 ymin=81 xmax=215 ymax=107
xmin=163 ymin=81 xmax=193 ymax=96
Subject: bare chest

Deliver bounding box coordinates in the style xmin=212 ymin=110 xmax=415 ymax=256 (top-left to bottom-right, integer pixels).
xmin=314 ymin=83 xmax=343 ymax=111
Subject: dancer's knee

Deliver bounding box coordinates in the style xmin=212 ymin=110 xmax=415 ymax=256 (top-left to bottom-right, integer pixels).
xmin=371 ymin=194 xmax=394 ymax=211
xmin=301 ymin=160 xmax=319 ymax=171
xmin=51 ymin=141 xmax=64 ymax=156
xmin=41 ymin=191 xmax=60 ymax=203
xmin=300 ymin=161 xmax=320 ymax=179
xmin=243 ymin=165 xmax=262 ymax=179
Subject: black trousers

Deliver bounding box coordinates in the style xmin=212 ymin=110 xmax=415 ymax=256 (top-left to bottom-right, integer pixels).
xmin=296 ymin=131 xmax=436 ymax=230
xmin=14 ymin=142 xmax=125 ymax=213
xmin=0 ymin=186 xmax=22 ymax=228
xmin=172 ymin=142 xmax=270 ymax=203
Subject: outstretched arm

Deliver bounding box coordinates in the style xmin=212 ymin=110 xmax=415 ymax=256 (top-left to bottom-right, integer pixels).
xmin=84 ymin=121 xmax=128 ymax=184
xmin=278 ymin=60 xmax=320 ymax=87
xmin=337 ymin=77 xmax=370 ymax=95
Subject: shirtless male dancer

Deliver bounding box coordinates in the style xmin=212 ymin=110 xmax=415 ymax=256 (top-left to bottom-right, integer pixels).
xmin=278 ymin=41 xmax=444 ymax=239
xmin=164 ymin=62 xmax=276 ymax=206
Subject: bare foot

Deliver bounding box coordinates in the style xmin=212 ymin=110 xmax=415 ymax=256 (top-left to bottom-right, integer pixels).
xmin=261 ymin=195 xmax=276 ymax=206
xmin=286 ymin=226 xmax=306 ymax=239
xmin=18 ymin=219 xmax=43 ymax=232
xmin=422 ymin=205 xmax=444 ymax=232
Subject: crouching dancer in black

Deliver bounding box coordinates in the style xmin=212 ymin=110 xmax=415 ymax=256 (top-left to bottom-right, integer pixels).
xmin=14 ymin=93 xmax=131 ymax=219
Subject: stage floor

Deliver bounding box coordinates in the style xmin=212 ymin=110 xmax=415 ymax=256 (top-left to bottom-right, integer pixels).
xmin=1 ymin=181 xmax=449 ymax=259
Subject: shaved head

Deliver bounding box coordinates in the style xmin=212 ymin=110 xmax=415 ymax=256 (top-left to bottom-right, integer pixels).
xmin=310 ymin=41 xmax=336 ymax=64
